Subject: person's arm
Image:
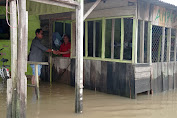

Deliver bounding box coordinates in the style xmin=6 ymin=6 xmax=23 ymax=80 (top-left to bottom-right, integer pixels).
xmin=58 ymin=49 xmax=70 ymax=54
xmin=33 ymin=40 xmax=52 ymax=52
xmin=46 ymin=49 xmax=53 ymax=53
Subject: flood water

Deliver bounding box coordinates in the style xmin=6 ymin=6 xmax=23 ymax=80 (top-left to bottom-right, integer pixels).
xmin=1 ymin=81 xmax=177 ymax=118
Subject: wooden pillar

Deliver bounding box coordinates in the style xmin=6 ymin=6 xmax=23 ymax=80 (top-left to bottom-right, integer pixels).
xmin=120 ymin=18 xmax=124 ymax=60
xmin=140 ymin=20 xmax=145 ymax=63
xmin=101 ymin=18 xmax=106 ymax=59
xmin=35 ymin=65 xmax=40 ymax=99
xmin=25 ymin=11 xmax=28 ymax=105
xmin=167 ymin=28 xmax=171 ymax=62
xmin=132 ymin=19 xmax=138 ymax=63
xmin=71 ymin=22 xmax=76 ymax=57
xmin=75 ymin=0 xmax=84 ymax=113
xmin=85 ymin=21 xmax=88 ymax=57
xmin=147 ymin=22 xmax=152 ymax=64
xmin=9 ymin=1 xmax=18 ymax=117
xmin=93 ymin=21 xmax=96 ymax=57
xmin=7 ymin=79 xmax=13 ymax=118
xmin=18 ymin=0 xmax=27 ymax=117
xmin=111 ymin=19 xmax=115 ymax=59
xmin=161 ymin=27 xmax=165 ymax=62
xmin=49 ymin=19 xmax=53 ymax=84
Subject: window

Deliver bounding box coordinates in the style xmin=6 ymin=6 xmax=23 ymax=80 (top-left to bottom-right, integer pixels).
xmin=54 ymin=21 xmax=71 ymax=39
xmin=83 ymin=17 xmax=133 ymax=63
xmin=137 ymin=20 xmax=148 ymax=63
xmin=151 ymin=26 xmax=175 ymax=63
xmin=152 ymin=26 xmax=162 ymax=63
xmin=87 ymin=20 xmax=102 ymax=57
xmin=0 ymin=19 xmax=10 ymax=40
xmin=123 ymin=18 xmax=133 ymax=60
xmin=105 ymin=18 xmax=121 ymax=59
xmin=171 ymin=29 xmax=176 ymax=61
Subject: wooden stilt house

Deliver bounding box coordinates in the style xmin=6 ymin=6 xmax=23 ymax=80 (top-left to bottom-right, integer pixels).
xmin=43 ymin=0 xmax=177 ymax=99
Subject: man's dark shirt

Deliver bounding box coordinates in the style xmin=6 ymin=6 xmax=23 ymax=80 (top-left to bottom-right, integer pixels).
xmin=29 ymin=37 xmax=48 ymax=62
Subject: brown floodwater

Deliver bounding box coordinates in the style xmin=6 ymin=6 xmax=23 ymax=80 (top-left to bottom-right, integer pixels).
xmin=1 ymin=81 xmax=177 ymax=118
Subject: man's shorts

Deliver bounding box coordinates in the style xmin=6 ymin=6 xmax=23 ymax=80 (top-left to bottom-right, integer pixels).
xmin=30 ymin=64 xmax=42 ymax=76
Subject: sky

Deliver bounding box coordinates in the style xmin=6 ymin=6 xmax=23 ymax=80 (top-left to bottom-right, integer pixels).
xmin=160 ymin=0 xmax=177 ymax=6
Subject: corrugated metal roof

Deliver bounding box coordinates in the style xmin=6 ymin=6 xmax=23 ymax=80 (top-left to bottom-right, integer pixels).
xmin=159 ymin=0 xmax=177 ymax=6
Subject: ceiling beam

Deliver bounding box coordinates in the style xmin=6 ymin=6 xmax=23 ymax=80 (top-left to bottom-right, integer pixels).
xmin=29 ymin=0 xmax=76 ymax=9
xmin=52 ymin=0 xmax=79 ymax=6
xmin=83 ymin=0 xmax=101 ymax=20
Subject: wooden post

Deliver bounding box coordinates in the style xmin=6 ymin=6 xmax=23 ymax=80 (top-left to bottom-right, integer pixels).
xmin=132 ymin=18 xmax=138 ymax=63
xmin=120 ymin=18 xmax=124 ymax=60
xmin=18 ymin=0 xmax=27 ymax=117
xmin=7 ymin=79 xmax=12 ymax=118
xmin=140 ymin=20 xmax=144 ymax=63
xmin=24 ymin=11 xmax=28 ymax=72
xmin=147 ymin=22 xmax=152 ymax=64
xmin=93 ymin=21 xmax=96 ymax=57
xmin=101 ymin=18 xmax=106 ymax=59
xmin=167 ymin=28 xmax=171 ymax=62
xmin=9 ymin=0 xmax=18 ymax=117
xmin=85 ymin=21 xmax=88 ymax=57
xmin=75 ymin=0 xmax=84 ymax=113
xmin=161 ymin=27 xmax=165 ymax=62
xmin=25 ymin=11 xmax=28 ymax=105
xmin=111 ymin=19 xmax=115 ymax=59
xmin=35 ymin=65 xmax=40 ymax=99
xmin=49 ymin=19 xmax=53 ymax=84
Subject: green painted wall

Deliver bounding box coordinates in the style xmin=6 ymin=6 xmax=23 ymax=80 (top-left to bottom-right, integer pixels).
xmin=1 ymin=1 xmax=72 ymax=75
xmin=0 ymin=14 xmax=40 ymax=75
xmin=0 ymin=6 xmax=5 ymax=15
xmin=26 ymin=15 xmax=41 ymax=75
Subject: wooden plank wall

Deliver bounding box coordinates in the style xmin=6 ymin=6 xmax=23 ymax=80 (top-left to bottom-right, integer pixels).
xmin=53 ymin=58 xmax=177 ymax=98
xmin=151 ymin=62 xmax=177 ymax=93
xmin=71 ymin=59 xmax=135 ymax=99
xmin=134 ymin=64 xmax=151 ymax=96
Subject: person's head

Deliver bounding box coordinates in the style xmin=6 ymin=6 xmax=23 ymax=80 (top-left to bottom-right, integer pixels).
xmin=63 ymin=34 xmax=70 ymax=44
xmin=35 ymin=29 xmax=43 ymax=39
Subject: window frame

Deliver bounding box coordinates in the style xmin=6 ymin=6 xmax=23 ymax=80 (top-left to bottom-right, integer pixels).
xmin=70 ymin=16 xmax=137 ymax=64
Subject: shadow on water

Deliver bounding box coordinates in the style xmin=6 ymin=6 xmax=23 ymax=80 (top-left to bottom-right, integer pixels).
xmin=1 ymin=80 xmax=177 ymax=118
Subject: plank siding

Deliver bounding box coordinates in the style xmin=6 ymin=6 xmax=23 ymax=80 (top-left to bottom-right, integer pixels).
xmin=107 ymin=62 xmax=114 ymax=94
xmin=69 ymin=59 xmax=177 ymax=98
xmin=126 ymin=64 xmax=135 ymax=99
xmin=70 ymin=59 xmax=75 ymax=86
xmin=157 ymin=62 xmax=163 ymax=92
xmin=168 ymin=62 xmax=174 ymax=90
xmin=100 ymin=61 xmax=107 ymax=93
xmin=84 ymin=60 xmax=91 ymax=89
xmin=162 ymin=63 xmax=169 ymax=91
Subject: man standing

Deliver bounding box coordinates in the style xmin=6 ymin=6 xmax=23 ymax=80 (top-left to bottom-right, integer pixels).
xmin=28 ymin=29 xmax=54 ymax=84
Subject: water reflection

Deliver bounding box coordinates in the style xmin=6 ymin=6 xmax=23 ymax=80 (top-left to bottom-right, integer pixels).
xmin=1 ymin=81 xmax=177 ymax=118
